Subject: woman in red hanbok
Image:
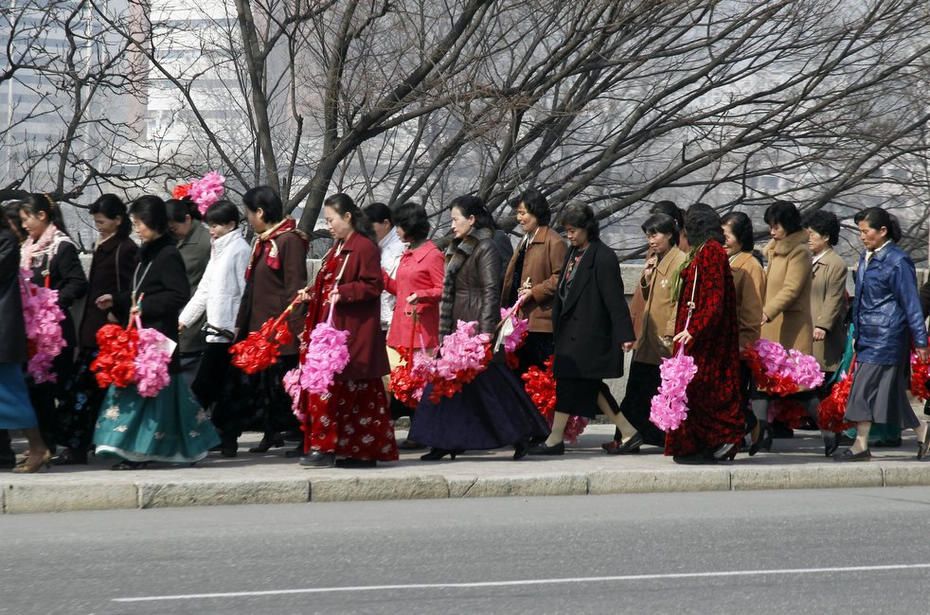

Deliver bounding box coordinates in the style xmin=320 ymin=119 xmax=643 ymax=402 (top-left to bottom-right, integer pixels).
xmin=667 ymin=204 xmax=744 ymax=463
xmin=296 ymin=194 xmax=398 ymax=469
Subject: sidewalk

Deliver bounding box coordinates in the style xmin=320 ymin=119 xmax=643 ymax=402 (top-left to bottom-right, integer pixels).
xmin=4 ymin=425 xmax=930 ymax=514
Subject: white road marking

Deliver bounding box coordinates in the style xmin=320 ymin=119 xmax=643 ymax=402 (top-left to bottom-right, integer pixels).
xmin=113 ymin=562 xmax=930 ymax=603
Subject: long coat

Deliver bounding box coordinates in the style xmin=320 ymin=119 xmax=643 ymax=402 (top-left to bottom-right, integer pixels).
xmin=552 ymin=240 xmax=635 ymax=380
xmin=631 ymin=246 xmax=686 ymax=366
xmin=440 ymin=227 xmax=501 ymax=335
xmin=79 ymin=235 xmax=138 ymax=349
xmin=176 ymin=222 xmax=212 ymax=354
xmin=762 ymin=230 xmax=813 ymax=354
xmin=501 ymin=225 xmax=567 ymax=334
xmin=730 ymin=251 xmax=765 ymax=351
xmin=810 ymin=248 xmax=848 ymax=372
xmin=0 ymin=229 xmax=27 ymax=364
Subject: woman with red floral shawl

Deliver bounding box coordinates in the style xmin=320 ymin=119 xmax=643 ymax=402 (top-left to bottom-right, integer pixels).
xmin=296 ymin=194 xmax=398 ymax=469
xmin=666 ymin=204 xmax=743 ymax=463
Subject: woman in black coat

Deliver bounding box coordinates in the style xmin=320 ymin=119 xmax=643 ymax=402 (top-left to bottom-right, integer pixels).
xmin=17 ymin=193 xmax=88 ymax=455
xmin=529 ymin=204 xmax=636 ymax=455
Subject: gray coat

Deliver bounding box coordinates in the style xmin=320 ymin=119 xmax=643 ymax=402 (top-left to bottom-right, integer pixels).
xmin=176 ymin=222 xmax=212 ymax=353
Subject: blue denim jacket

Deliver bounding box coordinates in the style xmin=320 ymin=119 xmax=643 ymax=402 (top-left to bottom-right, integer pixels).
xmin=853 ymin=242 xmax=927 ymax=364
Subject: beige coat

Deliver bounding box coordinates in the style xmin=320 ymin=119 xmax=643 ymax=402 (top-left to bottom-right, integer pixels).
xmin=501 ymin=225 xmax=567 ymax=333
xmin=811 ymin=248 xmax=848 ymax=372
xmin=730 ymin=251 xmax=765 ymax=351
xmin=631 ymin=247 xmax=687 ymax=365
xmin=762 ymin=230 xmax=813 ymax=354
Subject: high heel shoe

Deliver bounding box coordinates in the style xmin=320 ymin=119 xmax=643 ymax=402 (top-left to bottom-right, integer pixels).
xmin=248 ymin=434 xmax=285 ymax=453
xmin=823 ymin=433 xmax=839 ymax=458
xmin=749 ymin=423 xmax=772 ymax=456
xmin=420 ymin=448 xmax=458 ymax=461
xmin=712 ymin=442 xmax=737 ymax=461
xmin=513 ymin=439 xmax=529 ymax=460
xmin=13 ymin=450 xmax=52 ymax=473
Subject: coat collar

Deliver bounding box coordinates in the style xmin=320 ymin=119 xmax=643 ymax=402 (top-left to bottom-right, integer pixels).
xmin=336 ymin=230 xmax=374 ymax=254
xmin=447 ymin=227 xmax=493 ymax=259
xmin=765 ymin=229 xmax=808 ymax=257
xmin=655 ymin=246 xmax=684 ymax=276
xmin=212 ymin=229 xmax=245 ymax=255
xmin=139 ymin=233 xmax=174 ymax=263
xmin=560 ymin=240 xmax=600 ymax=313
xmin=405 ymin=240 xmax=438 ymax=264
xmin=729 ymin=251 xmax=754 ymax=270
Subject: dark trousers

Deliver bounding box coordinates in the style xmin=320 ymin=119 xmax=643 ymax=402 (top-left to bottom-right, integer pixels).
xmin=57 ymin=349 xmax=105 ymax=455
xmin=193 ymin=343 xmax=237 ymax=439
xmin=618 ymin=360 xmax=665 ymax=447
xmin=233 ymin=354 xmax=300 ymax=438
xmin=0 ymin=430 xmax=13 ymax=467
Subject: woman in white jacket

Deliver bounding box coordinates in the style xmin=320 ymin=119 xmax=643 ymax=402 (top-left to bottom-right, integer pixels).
xmin=179 ymin=200 xmax=251 ymax=457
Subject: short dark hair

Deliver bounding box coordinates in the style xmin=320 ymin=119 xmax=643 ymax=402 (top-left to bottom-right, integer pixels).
xmin=641 ymin=213 xmax=679 ymax=247
xmin=392 ymin=202 xmax=430 ymax=242
xmin=721 ymin=211 xmax=754 ymax=253
xmin=803 ymin=209 xmax=840 ymax=246
xmin=854 ymin=207 xmax=901 ymax=243
xmin=450 ymin=195 xmax=494 ymax=230
xmin=18 ymin=193 xmax=67 ymax=232
xmin=165 ymin=197 xmax=201 ymax=222
xmin=363 ymin=202 xmax=392 ymax=225
xmin=685 ymin=203 xmax=724 ymax=247
xmin=4 ymin=201 xmax=26 ymax=241
xmin=204 ymin=199 xmax=241 ymax=227
xmin=513 ymin=188 xmax=551 ymax=226
xmin=559 ymin=203 xmax=599 ymax=241
xmin=89 ymin=194 xmax=131 ymax=238
xmin=242 ymin=186 xmax=283 ymax=224
xmin=324 ymin=193 xmax=375 ymax=241
xmin=651 ymin=200 xmax=684 ymax=231
xmin=763 ymin=200 xmax=802 ymax=234
xmin=129 ymin=195 xmax=169 ymax=234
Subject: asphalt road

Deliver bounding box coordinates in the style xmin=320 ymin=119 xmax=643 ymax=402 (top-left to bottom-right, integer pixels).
xmin=4 ymin=488 xmax=930 ymax=614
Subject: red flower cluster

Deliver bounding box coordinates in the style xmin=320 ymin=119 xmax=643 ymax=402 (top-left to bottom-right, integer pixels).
xmin=742 ymin=347 xmax=799 ymax=396
xmin=910 ymin=352 xmax=930 ymax=400
xmin=769 ymin=398 xmax=807 ymax=429
xmin=504 ymin=328 xmax=529 ymax=370
xmin=230 ymin=316 xmax=293 ymax=375
xmin=389 ymin=347 xmax=428 ymax=408
xmin=819 ymin=371 xmax=854 ymax=432
xmin=427 ymin=344 xmax=492 ymax=403
xmin=172 ymin=183 xmax=192 ymax=199
xmin=91 ymin=324 xmax=139 ymax=388
xmin=522 ymin=356 xmax=556 ymax=420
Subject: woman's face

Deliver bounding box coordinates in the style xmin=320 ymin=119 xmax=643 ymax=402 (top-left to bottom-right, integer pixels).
xmin=19 ymin=209 xmax=48 ymax=240
xmin=721 ymin=223 xmax=741 ymax=256
xmin=208 ymin=221 xmax=236 ymax=241
xmin=646 ymin=231 xmax=672 ymax=256
xmin=450 ymin=206 xmax=474 ymax=240
xmin=131 ymin=216 xmax=160 ymax=243
xmin=769 ymin=223 xmax=786 ymax=241
xmin=515 ymin=202 xmax=539 ymax=235
xmin=93 ymin=213 xmax=121 ymax=239
xmin=857 ymin=220 xmax=888 ymax=251
xmin=245 ymin=208 xmax=267 ymax=233
xmin=807 ymin=228 xmax=829 ymax=255
xmin=168 ymin=215 xmax=193 ymax=239
xmin=324 ymin=205 xmax=353 ymax=240
xmin=395 ymin=224 xmax=409 ymax=243
xmin=564 ymin=224 xmax=589 ymax=248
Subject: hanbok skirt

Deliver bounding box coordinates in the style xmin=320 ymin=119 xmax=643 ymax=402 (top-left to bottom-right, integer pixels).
xmin=410 ymin=362 xmax=550 ymax=450
xmin=303 ymin=378 xmax=399 ymax=461
xmin=93 ymin=376 xmax=220 ymax=463
xmin=0 ymin=363 xmax=38 ymax=429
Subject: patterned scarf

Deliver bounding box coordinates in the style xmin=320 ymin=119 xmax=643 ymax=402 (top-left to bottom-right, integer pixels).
xmin=244 ymin=218 xmax=305 ymax=281
xmin=20 ymin=223 xmax=73 ymax=272
xmin=439 ymin=227 xmax=492 ymax=335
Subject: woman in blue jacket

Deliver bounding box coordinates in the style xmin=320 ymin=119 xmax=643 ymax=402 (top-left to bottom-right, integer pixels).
xmin=838 ymin=208 xmax=929 ymax=461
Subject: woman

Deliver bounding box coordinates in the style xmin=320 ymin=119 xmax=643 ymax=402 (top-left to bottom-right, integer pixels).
xmin=606 ymin=213 xmax=686 ymax=454
xmin=754 ymin=201 xmax=814 ymax=444
xmin=234 ymin=186 xmax=308 ymax=455
xmin=56 ymin=195 xmax=138 ymax=465
xmin=0 ymin=203 xmax=25 ymax=467
xmin=721 ymin=211 xmax=766 ymax=446
xmin=297 ymin=193 xmax=398 ymax=469
xmin=528 ymin=204 xmax=635 ymax=455
xmin=179 ymin=200 xmax=250 ymax=457
xmin=93 ymin=196 xmax=219 ymax=469
xmin=382 ymin=202 xmax=444 ymax=450
xmin=1 ymin=214 xmax=52 ymax=473
xmin=500 ymin=188 xmax=566 ymax=371
xmin=166 ymin=198 xmax=212 ymax=386
xmin=411 ymin=196 xmax=549 ymax=460
xmin=665 ymin=204 xmax=743 ymax=463
xmin=18 ymin=193 xmax=88 ymax=456
xmin=837 ymin=208 xmax=929 ymax=461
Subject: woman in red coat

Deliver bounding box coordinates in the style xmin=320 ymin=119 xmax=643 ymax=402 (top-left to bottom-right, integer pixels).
xmin=667 ymin=204 xmax=744 ymax=463
xmin=297 ymin=194 xmax=398 ymax=468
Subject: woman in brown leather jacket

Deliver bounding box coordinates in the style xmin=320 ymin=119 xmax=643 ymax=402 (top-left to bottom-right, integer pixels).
xmin=409 ymin=196 xmax=549 ymax=461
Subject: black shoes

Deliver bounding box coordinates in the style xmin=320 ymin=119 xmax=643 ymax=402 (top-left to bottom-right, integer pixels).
xmin=248 ymin=434 xmax=285 ymax=453
xmin=420 ymin=448 xmax=459 ymax=461
xmin=111 ymin=460 xmax=150 ymax=471
xmin=299 ymin=450 xmax=335 ymax=468
xmin=335 ymin=458 xmax=377 ymax=469
xmin=51 ymin=448 xmax=89 ymax=466
xmin=513 ymin=440 xmax=529 ymax=460
xmin=833 ymin=448 xmax=871 ymax=462
xmin=605 ymin=433 xmax=643 ymax=455
xmin=527 ymin=441 xmax=565 ymax=456
xmin=918 ymin=429 xmax=930 ymax=460
xmin=749 ymin=423 xmax=773 ymax=456
xmin=823 ymin=434 xmax=839 ymax=458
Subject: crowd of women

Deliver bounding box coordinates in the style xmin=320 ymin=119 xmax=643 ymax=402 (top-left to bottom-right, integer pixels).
xmin=1 ymin=186 xmax=928 ymax=472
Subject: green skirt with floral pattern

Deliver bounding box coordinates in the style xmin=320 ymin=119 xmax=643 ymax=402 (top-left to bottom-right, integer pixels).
xmin=93 ymin=377 xmax=219 ymax=463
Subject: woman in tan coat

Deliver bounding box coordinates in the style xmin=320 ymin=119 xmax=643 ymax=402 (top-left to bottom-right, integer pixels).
xmin=501 ymin=188 xmax=567 ymax=370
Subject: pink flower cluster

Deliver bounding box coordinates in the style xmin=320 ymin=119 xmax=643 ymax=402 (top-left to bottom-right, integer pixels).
xmin=188 ymin=171 xmax=226 ymax=215
xmin=283 ymin=367 xmax=304 ymax=420
xmin=752 ymin=339 xmax=824 ymax=390
xmin=650 ymin=350 xmax=698 ymax=431
xmin=18 ymin=270 xmax=66 ymax=383
xmin=434 ymin=321 xmax=491 ymax=380
xmin=134 ymin=327 xmax=172 ymax=397
xmin=300 ymin=321 xmax=351 ymax=397
xmin=500 ymin=306 xmax=529 ymax=354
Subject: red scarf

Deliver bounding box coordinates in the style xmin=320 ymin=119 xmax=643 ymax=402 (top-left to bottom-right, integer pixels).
xmin=245 ymin=218 xmax=302 ymax=280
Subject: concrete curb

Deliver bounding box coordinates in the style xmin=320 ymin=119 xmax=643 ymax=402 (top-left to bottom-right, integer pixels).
xmin=2 ymin=461 xmax=927 ymax=514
